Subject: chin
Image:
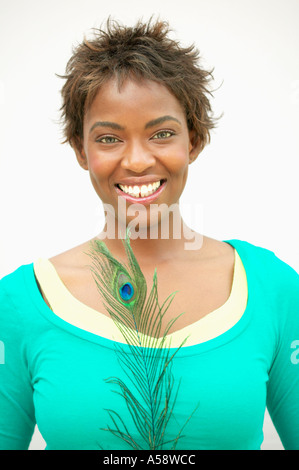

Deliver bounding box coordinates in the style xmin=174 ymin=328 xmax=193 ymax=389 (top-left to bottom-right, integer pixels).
xmin=128 ymin=207 xmax=181 ymax=241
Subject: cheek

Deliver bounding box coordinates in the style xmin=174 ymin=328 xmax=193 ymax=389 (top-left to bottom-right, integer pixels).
xmin=162 ymin=144 xmax=190 ymax=173
xmin=88 ymin=154 xmax=112 ymax=181
xmin=86 ymin=156 xmax=114 ymax=199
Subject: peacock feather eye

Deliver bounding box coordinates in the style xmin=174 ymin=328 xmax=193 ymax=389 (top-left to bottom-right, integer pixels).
xmin=119 ymin=282 xmax=134 ymax=301
xmin=117 ymin=272 xmax=136 ymax=305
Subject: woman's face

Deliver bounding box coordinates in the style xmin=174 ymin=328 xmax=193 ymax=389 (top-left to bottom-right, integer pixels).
xmin=76 ymin=78 xmax=200 ymax=231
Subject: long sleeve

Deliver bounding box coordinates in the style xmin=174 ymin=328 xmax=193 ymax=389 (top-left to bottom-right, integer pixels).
xmin=0 ymin=281 xmax=36 ymax=450
xmin=266 ymin=258 xmax=299 ymax=449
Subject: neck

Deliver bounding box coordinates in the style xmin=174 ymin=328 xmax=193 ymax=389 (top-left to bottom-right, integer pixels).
xmin=96 ymin=207 xmax=203 ymax=264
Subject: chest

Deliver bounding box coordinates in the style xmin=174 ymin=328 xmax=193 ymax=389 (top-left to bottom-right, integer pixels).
xmin=55 ymin=257 xmax=234 ymax=336
xmin=31 ymin=326 xmax=268 ymax=450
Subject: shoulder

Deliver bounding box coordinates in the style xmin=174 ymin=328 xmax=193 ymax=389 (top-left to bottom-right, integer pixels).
xmin=0 ymin=262 xmax=54 ymax=358
xmin=48 ymin=238 xmax=101 ymax=291
xmin=192 ymin=235 xmax=235 ymax=266
xmin=0 ymin=264 xmax=37 ymax=349
xmin=226 ymin=238 xmax=299 ymax=303
xmin=0 ymin=263 xmax=34 ymax=298
xmin=0 ymin=263 xmax=38 ymax=323
xmin=227 ymin=238 xmax=298 ymax=274
xmin=49 ymin=239 xmax=93 ymax=271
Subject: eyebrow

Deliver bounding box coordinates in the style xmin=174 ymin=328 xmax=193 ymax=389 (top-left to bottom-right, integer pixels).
xmin=89 ymin=121 xmax=125 ymax=133
xmin=89 ymin=115 xmax=182 ymax=134
xmin=144 ymin=115 xmax=182 ymax=129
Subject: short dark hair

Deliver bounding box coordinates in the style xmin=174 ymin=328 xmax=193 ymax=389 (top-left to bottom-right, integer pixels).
xmin=59 ymin=17 xmax=218 ymax=153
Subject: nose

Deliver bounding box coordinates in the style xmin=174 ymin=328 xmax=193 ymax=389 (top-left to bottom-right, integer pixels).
xmin=120 ymin=140 xmax=156 ymax=173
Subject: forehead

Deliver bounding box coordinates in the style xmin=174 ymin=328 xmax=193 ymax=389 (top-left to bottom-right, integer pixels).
xmin=85 ymin=77 xmax=186 ymax=123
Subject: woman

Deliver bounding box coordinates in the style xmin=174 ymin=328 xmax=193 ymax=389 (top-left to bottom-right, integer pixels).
xmin=0 ymin=18 xmax=298 ymax=450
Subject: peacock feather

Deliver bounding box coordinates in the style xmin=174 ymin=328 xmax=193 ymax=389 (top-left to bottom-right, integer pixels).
xmin=88 ymin=229 xmax=199 ymax=450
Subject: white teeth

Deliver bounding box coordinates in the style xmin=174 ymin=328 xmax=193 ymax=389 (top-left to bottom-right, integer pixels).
xmin=140 ymin=185 xmax=148 ymax=197
xmin=118 ymin=180 xmax=162 ymax=198
xmin=132 ymin=185 xmax=140 ymax=196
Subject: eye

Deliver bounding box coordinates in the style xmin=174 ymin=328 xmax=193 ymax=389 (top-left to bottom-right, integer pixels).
xmin=96 ymin=135 xmax=121 ymax=144
xmin=151 ymin=130 xmax=175 ymax=140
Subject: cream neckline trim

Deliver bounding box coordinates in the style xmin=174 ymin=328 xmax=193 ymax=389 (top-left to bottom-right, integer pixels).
xmin=33 ymin=249 xmax=248 ymax=347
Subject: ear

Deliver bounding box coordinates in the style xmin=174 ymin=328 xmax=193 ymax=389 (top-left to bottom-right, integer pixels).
xmin=188 ymin=131 xmax=202 ymax=164
xmin=72 ymin=139 xmax=88 ymax=170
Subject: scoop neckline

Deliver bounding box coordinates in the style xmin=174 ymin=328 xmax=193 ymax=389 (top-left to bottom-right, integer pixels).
xmin=25 ymin=239 xmax=253 ymax=357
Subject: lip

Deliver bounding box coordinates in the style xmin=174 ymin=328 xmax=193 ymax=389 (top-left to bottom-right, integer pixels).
xmin=115 ymin=180 xmax=167 ymax=205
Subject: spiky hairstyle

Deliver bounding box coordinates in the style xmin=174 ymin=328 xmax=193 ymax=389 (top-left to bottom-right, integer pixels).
xmin=59 ymin=17 xmax=218 ymax=153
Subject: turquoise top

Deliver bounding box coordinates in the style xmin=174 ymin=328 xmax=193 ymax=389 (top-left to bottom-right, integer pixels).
xmin=0 ymin=239 xmax=299 ymax=450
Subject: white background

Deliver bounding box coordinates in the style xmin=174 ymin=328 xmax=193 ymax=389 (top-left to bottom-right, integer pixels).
xmin=0 ymin=0 xmax=298 ymax=450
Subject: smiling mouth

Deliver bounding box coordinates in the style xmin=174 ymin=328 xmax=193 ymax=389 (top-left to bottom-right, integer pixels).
xmin=116 ymin=179 xmax=166 ymax=198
